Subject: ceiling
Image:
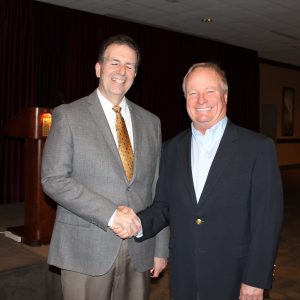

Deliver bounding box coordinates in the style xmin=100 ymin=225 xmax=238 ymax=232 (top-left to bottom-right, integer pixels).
xmin=37 ymin=0 xmax=300 ymax=67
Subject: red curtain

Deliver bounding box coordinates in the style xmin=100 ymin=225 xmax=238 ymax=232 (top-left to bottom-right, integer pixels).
xmin=0 ymin=1 xmax=259 ymax=203
xmin=0 ymin=0 xmax=35 ymax=204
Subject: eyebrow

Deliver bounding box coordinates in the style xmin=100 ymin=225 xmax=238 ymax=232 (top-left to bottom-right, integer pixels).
xmin=110 ymin=58 xmax=135 ymax=64
xmin=109 ymin=58 xmax=136 ymax=67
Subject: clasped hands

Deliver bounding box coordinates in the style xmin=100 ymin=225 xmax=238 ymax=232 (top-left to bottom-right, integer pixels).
xmin=110 ymin=206 xmax=141 ymax=239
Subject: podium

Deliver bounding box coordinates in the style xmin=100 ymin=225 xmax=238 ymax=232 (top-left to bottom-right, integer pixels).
xmin=4 ymin=107 xmax=56 ymax=245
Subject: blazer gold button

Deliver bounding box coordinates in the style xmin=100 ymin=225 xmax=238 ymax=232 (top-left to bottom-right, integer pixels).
xmin=195 ymin=218 xmax=203 ymax=225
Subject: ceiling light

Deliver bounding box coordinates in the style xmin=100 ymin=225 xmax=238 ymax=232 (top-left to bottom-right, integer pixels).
xmin=201 ymin=17 xmax=214 ymax=23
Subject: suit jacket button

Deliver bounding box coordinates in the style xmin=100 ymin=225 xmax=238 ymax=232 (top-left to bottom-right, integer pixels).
xmin=195 ymin=218 xmax=203 ymax=225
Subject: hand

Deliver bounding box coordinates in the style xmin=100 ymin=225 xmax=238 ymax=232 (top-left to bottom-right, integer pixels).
xmin=110 ymin=206 xmax=141 ymax=239
xmin=111 ymin=226 xmax=129 ymax=239
xmin=240 ymin=283 xmax=264 ymax=300
xmin=150 ymin=257 xmax=168 ymax=278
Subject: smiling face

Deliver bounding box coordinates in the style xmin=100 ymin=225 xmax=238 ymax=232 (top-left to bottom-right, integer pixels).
xmin=95 ymin=43 xmax=137 ymax=105
xmin=185 ymin=66 xmax=228 ymax=134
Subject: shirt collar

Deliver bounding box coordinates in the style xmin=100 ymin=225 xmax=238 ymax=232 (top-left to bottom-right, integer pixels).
xmin=96 ymin=88 xmax=128 ymax=115
xmin=191 ymin=117 xmax=228 ymax=144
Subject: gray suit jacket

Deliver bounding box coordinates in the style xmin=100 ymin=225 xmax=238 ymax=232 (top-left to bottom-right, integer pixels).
xmin=41 ymin=89 xmax=169 ymax=276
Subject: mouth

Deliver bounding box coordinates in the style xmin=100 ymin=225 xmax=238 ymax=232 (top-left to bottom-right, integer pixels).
xmin=112 ymin=77 xmax=126 ymax=84
xmin=196 ymin=107 xmax=212 ymax=111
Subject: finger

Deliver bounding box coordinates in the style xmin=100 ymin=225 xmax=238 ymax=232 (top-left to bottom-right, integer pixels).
xmin=117 ymin=206 xmax=134 ymax=216
xmin=114 ymin=228 xmax=126 ymax=235
xmin=129 ymin=222 xmax=141 ymax=236
xmin=114 ymin=229 xmax=130 ymax=239
xmin=118 ymin=232 xmax=129 ymax=239
xmin=150 ymin=268 xmax=158 ymax=278
xmin=122 ymin=207 xmax=132 ymax=214
xmin=131 ymin=216 xmax=141 ymax=230
xmin=111 ymin=225 xmax=127 ymax=235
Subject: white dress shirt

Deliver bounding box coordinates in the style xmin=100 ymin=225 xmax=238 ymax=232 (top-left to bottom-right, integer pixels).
xmin=96 ymin=89 xmax=134 ymax=227
xmin=97 ymin=89 xmax=134 ymax=150
xmin=191 ymin=117 xmax=227 ymax=202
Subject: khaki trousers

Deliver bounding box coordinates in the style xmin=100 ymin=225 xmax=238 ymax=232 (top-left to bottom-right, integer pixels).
xmin=61 ymin=240 xmax=150 ymax=300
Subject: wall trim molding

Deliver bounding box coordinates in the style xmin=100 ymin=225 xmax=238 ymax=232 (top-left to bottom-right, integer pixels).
xmin=277 ymin=138 xmax=300 ymax=144
xmin=280 ymin=164 xmax=300 ymax=170
xmin=259 ymin=58 xmax=300 ymax=71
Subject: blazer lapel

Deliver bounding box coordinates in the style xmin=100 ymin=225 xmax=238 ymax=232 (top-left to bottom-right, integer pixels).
xmin=198 ymin=121 xmax=239 ymax=206
xmin=127 ymin=100 xmax=140 ymax=182
xmin=86 ymin=90 xmax=124 ymax=172
xmin=176 ymin=130 xmax=198 ymax=206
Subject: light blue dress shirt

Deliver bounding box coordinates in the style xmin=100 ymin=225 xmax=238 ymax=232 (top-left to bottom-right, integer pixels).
xmin=191 ymin=117 xmax=228 ymax=202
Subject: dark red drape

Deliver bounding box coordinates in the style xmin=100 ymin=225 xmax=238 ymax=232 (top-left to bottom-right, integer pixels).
xmin=0 ymin=0 xmax=259 ymax=203
xmin=0 ymin=0 xmax=35 ymax=204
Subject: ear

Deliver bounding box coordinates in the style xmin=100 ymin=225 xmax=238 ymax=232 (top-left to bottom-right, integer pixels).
xmin=224 ymin=93 xmax=228 ymax=104
xmin=95 ymin=62 xmax=101 ymax=78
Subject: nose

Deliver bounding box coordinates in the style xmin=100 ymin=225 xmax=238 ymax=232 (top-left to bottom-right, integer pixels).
xmin=117 ymin=64 xmax=126 ymax=75
xmin=197 ymin=93 xmax=206 ymax=104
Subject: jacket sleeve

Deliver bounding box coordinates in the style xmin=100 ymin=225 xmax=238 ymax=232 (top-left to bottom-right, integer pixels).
xmin=136 ymin=141 xmax=170 ymax=244
xmin=153 ymin=122 xmax=170 ymax=258
xmin=41 ymin=106 xmax=116 ymax=231
xmin=242 ymin=138 xmax=283 ymax=289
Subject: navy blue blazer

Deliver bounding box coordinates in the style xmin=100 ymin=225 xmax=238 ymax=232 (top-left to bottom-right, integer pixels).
xmin=137 ymin=120 xmax=283 ymax=300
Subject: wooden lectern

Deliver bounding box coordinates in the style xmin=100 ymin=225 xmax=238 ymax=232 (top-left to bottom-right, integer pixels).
xmin=4 ymin=107 xmax=56 ymax=245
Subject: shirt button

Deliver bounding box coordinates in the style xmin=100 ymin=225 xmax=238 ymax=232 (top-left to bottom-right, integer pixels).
xmin=195 ymin=218 xmax=203 ymax=225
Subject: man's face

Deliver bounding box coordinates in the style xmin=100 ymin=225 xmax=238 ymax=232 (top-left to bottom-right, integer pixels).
xmin=185 ymin=67 xmax=228 ymax=134
xmin=95 ymin=43 xmax=137 ymax=105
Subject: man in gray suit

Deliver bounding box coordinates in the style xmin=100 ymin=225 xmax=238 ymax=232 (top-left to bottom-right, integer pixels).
xmin=41 ymin=34 xmax=169 ymax=300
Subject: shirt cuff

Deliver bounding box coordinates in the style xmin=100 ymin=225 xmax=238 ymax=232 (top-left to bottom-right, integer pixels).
xmin=136 ymin=222 xmax=143 ymax=238
xmin=108 ymin=210 xmax=117 ymax=227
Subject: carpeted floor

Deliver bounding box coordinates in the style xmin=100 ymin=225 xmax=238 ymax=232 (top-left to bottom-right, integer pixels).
xmin=0 ymin=234 xmax=61 ymax=300
xmin=267 ymin=169 xmax=300 ymax=300
xmin=0 ymin=168 xmax=299 ymax=299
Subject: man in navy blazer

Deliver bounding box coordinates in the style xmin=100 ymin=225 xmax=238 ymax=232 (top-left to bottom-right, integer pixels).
xmin=133 ymin=62 xmax=283 ymax=300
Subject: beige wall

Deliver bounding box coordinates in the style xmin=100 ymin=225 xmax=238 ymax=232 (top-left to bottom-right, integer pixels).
xmin=260 ymin=63 xmax=300 ymax=166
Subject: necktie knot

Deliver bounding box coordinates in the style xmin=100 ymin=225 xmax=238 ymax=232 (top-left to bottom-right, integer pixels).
xmin=112 ymin=106 xmax=121 ymax=114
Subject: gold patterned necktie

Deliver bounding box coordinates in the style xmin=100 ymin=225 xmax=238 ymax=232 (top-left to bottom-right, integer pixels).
xmin=112 ymin=106 xmax=134 ymax=181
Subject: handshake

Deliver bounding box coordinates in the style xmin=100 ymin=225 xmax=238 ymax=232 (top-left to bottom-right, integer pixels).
xmin=110 ymin=206 xmax=141 ymax=239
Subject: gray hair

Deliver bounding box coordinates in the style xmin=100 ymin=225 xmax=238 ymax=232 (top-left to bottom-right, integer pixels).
xmin=182 ymin=62 xmax=228 ymax=96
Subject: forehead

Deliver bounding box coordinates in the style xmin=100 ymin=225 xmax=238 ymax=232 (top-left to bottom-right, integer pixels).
xmin=187 ymin=67 xmax=222 ymax=86
xmin=104 ymin=43 xmax=137 ymax=63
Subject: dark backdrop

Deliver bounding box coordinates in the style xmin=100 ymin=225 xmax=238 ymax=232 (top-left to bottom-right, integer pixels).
xmin=0 ymin=0 xmax=259 ymax=204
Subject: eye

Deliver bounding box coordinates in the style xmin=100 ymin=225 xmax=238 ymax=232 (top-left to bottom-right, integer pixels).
xmin=126 ymin=64 xmax=134 ymax=70
xmin=205 ymin=90 xmax=216 ymax=96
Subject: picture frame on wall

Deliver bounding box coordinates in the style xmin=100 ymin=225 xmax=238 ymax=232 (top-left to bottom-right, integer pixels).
xmin=281 ymin=87 xmax=295 ymax=136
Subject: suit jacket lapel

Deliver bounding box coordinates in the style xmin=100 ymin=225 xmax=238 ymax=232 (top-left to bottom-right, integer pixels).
xmin=86 ymin=90 xmax=124 ymax=171
xmin=176 ymin=130 xmax=198 ymax=206
xmin=127 ymin=100 xmax=141 ymax=182
xmin=198 ymin=121 xmax=239 ymax=206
